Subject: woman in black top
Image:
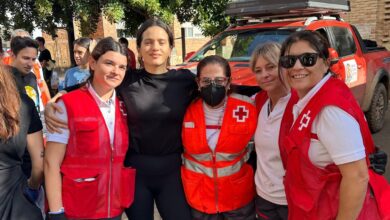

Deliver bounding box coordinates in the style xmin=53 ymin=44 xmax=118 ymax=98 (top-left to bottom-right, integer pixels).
xmin=45 ymin=19 xmax=197 ymax=220
xmin=0 ymin=65 xmax=44 ymax=220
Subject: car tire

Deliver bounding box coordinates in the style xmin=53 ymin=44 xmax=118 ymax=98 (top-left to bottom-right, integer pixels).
xmin=366 ymin=83 xmax=388 ymax=133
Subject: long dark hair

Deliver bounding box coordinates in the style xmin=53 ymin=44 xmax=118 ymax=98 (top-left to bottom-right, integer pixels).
xmin=88 ymin=37 xmax=127 ymax=81
xmin=280 ymin=30 xmax=330 ymax=60
xmin=0 ymin=65 xmax=20 ymax=139
xmin=136 ymin=18 xmax=174 ymax=49
xmin=136 ymin=18 xmax=174 ymax=67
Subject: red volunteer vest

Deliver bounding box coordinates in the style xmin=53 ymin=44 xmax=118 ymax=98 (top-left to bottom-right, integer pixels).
xmin=280 ymin=77 xmax=390 ymax=220
xmin=181 ymin=94 xmax=257 ymax=214
xmin=61 ymin=88 xmax=135 ymax=219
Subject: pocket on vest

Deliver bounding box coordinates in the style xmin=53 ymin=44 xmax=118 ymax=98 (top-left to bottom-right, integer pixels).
xmin=74 ymin=121 xmax=99 ymax=153
xmin=61 ymin=167 xmax=102 ymax=218
xmin=228 ymin=164 xmax=255 ymax=209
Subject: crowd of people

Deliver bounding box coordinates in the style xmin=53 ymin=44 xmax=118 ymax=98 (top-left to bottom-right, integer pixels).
xmin=0 ymin=17 xmax=389 ymax=220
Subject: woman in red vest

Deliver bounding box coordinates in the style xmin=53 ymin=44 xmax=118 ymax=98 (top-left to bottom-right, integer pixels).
xmin=279 ymin=30 xmax=384 ymax=220
xmin=44 ymin=37 xmax=135 ymax=220
xmin=181 ymin=55 xmax=257 ymax=219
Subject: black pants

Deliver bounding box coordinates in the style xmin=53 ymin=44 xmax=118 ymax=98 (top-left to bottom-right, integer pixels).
xmin=191 ymin=200 xmax=256 ymax=220
xmin=255 ymin=195 xmax=288 ymax=220
xmin=124 ymin=153 xmax=191 ymax=220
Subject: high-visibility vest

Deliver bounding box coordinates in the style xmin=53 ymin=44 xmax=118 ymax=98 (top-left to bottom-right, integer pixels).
xmin=280 ymin=77 xmax=390 ymax=219
xmin=182 ymin=93 xmax=257 ymax=214
xmin=60 ymin=88 xmax=135 ymax=219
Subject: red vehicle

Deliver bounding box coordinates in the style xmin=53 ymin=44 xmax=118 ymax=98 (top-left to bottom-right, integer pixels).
xmin=176 ymin=0 xmax=390 ymax=132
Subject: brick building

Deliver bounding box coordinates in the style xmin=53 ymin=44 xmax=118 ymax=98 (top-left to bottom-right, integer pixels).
xmin=344 ymin=0 xmax=390 ymax=50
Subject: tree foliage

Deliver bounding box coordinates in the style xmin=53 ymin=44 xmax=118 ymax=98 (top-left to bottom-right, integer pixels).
xmin=0 ymin=0 xmax=230 ymax=39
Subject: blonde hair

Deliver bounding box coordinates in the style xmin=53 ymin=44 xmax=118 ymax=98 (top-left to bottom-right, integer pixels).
xmin=0 ymin=65 xmax=21 ymax=139
xmin=250 ymin=42 xmax=281 ymax=72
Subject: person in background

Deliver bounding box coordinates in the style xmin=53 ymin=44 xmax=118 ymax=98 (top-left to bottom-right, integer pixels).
xmin=9 ymin=36 xmax=43 ymax=179
xmin=36 ymin=37 xmax=55 ymax=97
xmin=0 ymin=64 xmax=44 ymax=220
xmin=118 ymin=37 xmax=136 ymax=70
xmin=2 ymin=29 xmax=51 ymax=108
xmin=62 ymin=37 xmax=92 ymax=89
xmin=250 ymin=42 xmax=290 ymax=220
xmin=181 ymin=55 xmax=257 ymax=220
xmin=44 ymin=37 xmax=135 ymax=220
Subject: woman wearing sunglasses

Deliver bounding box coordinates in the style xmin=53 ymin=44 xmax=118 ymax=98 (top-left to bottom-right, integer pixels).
xmin=181 ymin=55 xmax=257 ymax=220
xmin=278 ymin=30 xmax=382 ymax=220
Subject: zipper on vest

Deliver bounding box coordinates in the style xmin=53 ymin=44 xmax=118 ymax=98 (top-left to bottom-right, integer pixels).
xmin=212 ymin=151 xmax=219 ymax=212
xmin=108 ymin=144 xmax=114 ymax=218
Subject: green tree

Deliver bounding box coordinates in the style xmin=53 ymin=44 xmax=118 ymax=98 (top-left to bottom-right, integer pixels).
xmin=176 ymin=0 xmax=230 ymax=37
xmin=1 ymin=0 xmax=230 ymax=38
xmin=0 ymin=0 xmax=230 ymax=63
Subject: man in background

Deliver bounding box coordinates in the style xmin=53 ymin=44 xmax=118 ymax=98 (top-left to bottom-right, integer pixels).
xmin=119 ymin=37 xmax=136 ymax=70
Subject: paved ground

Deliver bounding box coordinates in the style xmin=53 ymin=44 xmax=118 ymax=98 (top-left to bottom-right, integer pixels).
xmin=372 ymin=107 xmax=390 ymax=182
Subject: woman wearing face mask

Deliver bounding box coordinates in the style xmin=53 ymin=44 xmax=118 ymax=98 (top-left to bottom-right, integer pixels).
xmin=44 ymin=37 xmax=134 ymax=220
xmin=278 ymin=30 xmax=387 ymax=220
xmin=250 ymin=42 xmax=292 ymax=220
xmin=44 ymin=18 xmax=197 ymax=220
xmin=182 ymin=55 xmax=257 ymax=220
xmin=62 ymin=37 xmax=92 ymax=89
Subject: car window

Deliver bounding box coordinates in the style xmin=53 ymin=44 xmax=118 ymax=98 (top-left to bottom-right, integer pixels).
xmin=189 ymin=28 xmax=294 ymax=62
xmin=331 ymin=27 xmax=357 ymax=57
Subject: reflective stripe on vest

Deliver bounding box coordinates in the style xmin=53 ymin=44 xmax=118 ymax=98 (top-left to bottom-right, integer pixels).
xmin=185 ymin=144 xmax=253 ymax=162
xmin=183 ymin=148 xmax=251 ymax=177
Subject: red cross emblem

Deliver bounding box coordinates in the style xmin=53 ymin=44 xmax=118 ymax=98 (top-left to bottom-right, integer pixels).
xmin=233 ymin=106 xmax=249 ymax=122
xmin=298 ymin=110 xmax=311 ymax=131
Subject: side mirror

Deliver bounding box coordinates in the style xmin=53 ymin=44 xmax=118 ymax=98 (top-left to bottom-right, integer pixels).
xmin=328 ymin=48 xmax=339 ymax=65
xmin=184 ymin=51 xmax=195 ymax=62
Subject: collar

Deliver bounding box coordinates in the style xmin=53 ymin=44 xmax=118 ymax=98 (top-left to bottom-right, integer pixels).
xmin=294 ymin=73 xmax=331 ymax=115
xmin=86 ymin=82 xmax=116 ymax=107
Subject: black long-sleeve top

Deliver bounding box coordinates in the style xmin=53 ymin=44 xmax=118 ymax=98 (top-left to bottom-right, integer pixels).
xmin=117 ymin=68 xmax=197 ymax=156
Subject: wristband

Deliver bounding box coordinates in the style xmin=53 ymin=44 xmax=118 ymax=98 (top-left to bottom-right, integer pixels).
xmin=48 ymin=207 xmax=65 ymax=214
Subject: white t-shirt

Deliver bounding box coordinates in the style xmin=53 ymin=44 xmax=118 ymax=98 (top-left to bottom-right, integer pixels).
xmin=254 ymin=93 xmax=290 ymax=205
xmin=46 ymin=83 xmax=116 ymax=145
xmin=292 ymin=74 xmax=366 ymax=168
xmin=204 ymin=100 xmax=226 ymax=152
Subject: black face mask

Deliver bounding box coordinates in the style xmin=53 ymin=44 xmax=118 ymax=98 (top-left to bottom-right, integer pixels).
xmin=200 ymin=84 xmax=227 ymax=107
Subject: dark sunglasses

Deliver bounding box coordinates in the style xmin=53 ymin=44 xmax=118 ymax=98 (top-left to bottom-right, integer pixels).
xmin=280 ymin=53 xmax=319 ymax=68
